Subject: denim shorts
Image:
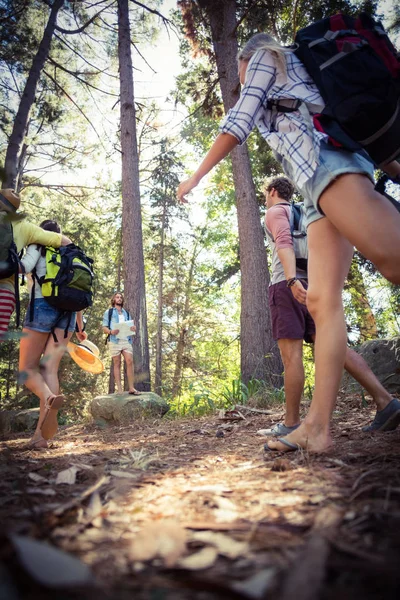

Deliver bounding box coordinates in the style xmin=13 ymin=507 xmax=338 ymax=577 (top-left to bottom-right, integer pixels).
xmin=24 ymin=298 xmax=76 ymax=333
xmin=283 ymin=140 xmax=375 ymax=227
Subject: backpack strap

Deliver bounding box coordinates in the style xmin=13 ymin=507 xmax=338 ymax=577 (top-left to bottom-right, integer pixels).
xmin=9 ymin=225 xmax=23 ymax=328
xmin=105 ymin=307 xmax=113 ymax=344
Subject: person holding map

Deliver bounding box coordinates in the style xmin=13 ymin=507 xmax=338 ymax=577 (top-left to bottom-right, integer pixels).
xmin=102 ymin=292 xmax=140 ymax=395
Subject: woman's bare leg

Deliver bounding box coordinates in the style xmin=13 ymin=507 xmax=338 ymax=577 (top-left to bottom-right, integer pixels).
xmin=319 ymin=174 xmax=400 ymax=284
xmin=268 ymin=216 xmax=354 ymax=453
xmin=41 ymin=328 xmax=73 ymax=395
xmin=19 ymin=329 xmax=52 ymax=443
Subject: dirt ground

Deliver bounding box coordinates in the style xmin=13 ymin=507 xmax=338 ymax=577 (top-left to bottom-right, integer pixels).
xmin=1 ymin=394 xmax=400 ymax=600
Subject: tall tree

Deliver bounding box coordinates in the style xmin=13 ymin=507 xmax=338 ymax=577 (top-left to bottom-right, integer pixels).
xmin=181 ymin=0 xmax=282 ymax=385
xmin=117 ymin=0 xmax=151 ymax=390
xmin=3 ymin=0 xmax=65 ymax=189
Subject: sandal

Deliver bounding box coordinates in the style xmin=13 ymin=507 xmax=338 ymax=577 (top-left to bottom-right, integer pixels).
xmin=24 ymin=437 xmax=48 ymax=450
xmin=40 ymin=394 xmax=65 ymax=440
xmin=128 ymin=389 xmax=142 ymax=395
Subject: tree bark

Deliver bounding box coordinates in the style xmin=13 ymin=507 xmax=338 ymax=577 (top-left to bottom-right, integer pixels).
xmin=155 ymin=202 xmax=167 ymax=395
xmin=347 ymin=262 xmax=378 ymax=341
xmin=3 ymin=0 xmax=65 ymax=190
xmin=117 ymin=0 xmax=151 ymax=390
xmin=171 ymin=239 xmax=199 ymax=397
xmin=197 ymin=0 xmax=283 ymax=385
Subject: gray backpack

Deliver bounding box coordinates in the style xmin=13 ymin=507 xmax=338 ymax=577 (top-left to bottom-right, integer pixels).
xmin=264 ymin=203 xmax=308 ymax=272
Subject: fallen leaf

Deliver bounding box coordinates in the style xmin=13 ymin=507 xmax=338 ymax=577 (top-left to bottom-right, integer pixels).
xmin=56 ymin=467 xmax=79 ymax=485
xmin=130 ymin=520 xmax=187 ymax=567
xmin=232 ymin=568 xmax=276 ymax=599
xmin=190 ymin=531 xmax=249 ymax=559
xmin=28 ymin=472 xmax=46 ymax=483
xmin=71 ymin=462 xmax=94 ymax=471
xmin=85 ymin=491 xmax=103 ymax=521
xmin=178 ymin=546 xmax=218 ymax=570
xmin=110 ymin=470 xmax=138 ymax=479
xmin=26 ymin=487 xmax=56 ymax=496
xmin=11 ymin=535 xmax=94 ymax=587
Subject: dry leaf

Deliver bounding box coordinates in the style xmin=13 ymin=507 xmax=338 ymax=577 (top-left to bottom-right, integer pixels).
xmin=233 ymin=568 xmax=276 ymax=599
xmin=28 ymin=472 xmax=46 ymax=483
xmin=85 ymin=491 xmax=102 ymax=521
xmin=56 ymin=467 xmax=79 ymax=485
xmin=190 ymin=531 xmax=249 ymax=559
xmin=130 ymin=520 xmax=187 ymax=567
xmin=178 ymin=546 xmax=218 ymax=570
xmin=71 ymin=462 xmax=94 ymax=471
xmin=11 ymin=535 xmax=94 ymax=587
xmin=110 ymin=470 xmax=138 ymax=479
xmin=26 ymin=487 xmax=56 ymax=496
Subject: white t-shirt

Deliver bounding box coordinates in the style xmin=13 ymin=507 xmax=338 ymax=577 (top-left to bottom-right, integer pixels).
xmin=20 ymin=245 xmax=46 ymax=299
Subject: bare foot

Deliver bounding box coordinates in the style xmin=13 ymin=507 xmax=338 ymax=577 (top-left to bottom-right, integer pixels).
xmin=266 ymin=421 xmax=333 ymax=454
xmin=25 ymin=436 xmax=48 ymax=450
xmin=128 ymin=388 xmax=141 ymax=395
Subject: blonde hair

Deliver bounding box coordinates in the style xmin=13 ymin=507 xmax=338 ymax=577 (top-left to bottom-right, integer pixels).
xmin=238 ymin=33 xmax=292 ymax=76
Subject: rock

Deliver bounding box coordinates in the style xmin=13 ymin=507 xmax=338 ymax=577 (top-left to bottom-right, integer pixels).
xmin=341 ymin=336 xmax=400 ymax=394
xmin=0 ymin=408 xmax=39 ymax=435
xmin=90 ymin=392 xmax=169 ymax=424
xmin=0 ymin=410 xmax=17 ymax=435
xmin=13 ymin=408 xmax=40 ymax=432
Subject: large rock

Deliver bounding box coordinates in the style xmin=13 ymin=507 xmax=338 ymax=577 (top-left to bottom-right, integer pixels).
xmin=341 ymin=337 xmax=400 ymax=394
xmin=0 ymin=408 xmax=39 ymax=435
xmin=90 ymin=392 xmax=169 ymax=424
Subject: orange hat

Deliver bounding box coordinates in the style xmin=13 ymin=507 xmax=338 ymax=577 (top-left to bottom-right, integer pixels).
xmin=67 ymin=340 xmax=104 ymax=374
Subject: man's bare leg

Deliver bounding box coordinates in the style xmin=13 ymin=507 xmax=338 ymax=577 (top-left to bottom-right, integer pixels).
xmin=277 ymin=338 xmax=304 ymax=427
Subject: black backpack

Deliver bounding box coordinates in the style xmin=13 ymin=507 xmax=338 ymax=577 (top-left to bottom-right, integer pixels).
xmin=0 ymin=214 xmax=24 ymax=326
xmin=293 ymin=12 xmax=400 ymax=166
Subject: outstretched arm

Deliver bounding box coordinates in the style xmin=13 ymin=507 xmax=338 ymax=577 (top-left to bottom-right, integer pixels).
xmin=177 ymin=133 xmax=239 ymax=203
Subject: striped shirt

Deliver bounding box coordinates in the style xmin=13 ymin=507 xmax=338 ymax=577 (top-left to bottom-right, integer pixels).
xmin=0 ymin=288 xmax=16 ymax=337
xmin=219 ymin=49 xmax=327 ymax=187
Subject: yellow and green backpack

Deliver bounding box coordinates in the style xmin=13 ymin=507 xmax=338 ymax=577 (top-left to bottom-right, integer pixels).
xmin=39 ymin=244 xmax=94 ymax=311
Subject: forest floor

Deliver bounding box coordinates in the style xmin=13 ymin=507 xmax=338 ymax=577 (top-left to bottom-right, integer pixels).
xmin=1 ymin=393 xmax=400 ymax=600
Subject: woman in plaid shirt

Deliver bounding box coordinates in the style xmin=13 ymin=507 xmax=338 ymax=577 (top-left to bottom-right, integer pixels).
xmin=177 ymin=33 xmax=400 ymax=454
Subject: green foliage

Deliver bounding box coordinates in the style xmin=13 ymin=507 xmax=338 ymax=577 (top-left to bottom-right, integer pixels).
xmin=169 ymin=377 xmax=264 ymax=417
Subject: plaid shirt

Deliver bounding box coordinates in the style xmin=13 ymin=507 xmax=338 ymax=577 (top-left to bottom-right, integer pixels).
xmin=219 ymin=49 xmax=327 ymax=187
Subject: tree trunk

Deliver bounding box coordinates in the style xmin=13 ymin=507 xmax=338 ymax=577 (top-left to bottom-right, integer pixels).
xmin=347 ymin=262 xmax=378 ymax=341
xmin=117 ymin=0 xmax=150 ymax=391
xmin=155 ymin=203 xmax=167 ymax=394
xmin=198 ymin=0 xmax=283 ymax=386
xmin=171 ymin=240 xmax=199 ymax=397
xmin=3 ymin=0 xmax=65 ymax=190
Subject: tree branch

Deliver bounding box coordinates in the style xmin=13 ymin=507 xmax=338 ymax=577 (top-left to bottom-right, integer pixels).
xmin=55 ymin=3 xmax=114 ymax=34
xmin=48 ymin=57 xmax=119 ymax=96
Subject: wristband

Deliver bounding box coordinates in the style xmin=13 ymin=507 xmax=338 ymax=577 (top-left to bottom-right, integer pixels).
xmin=287 ymin=277 xmax=298 ymax=288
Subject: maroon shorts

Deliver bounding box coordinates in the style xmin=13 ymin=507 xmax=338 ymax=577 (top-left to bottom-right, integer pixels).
xmin=269 ymin=280 xmax=315 ymax=343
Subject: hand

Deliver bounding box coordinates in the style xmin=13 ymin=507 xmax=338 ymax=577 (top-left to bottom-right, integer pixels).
xmin=110 ymin=329 xmax=119 ymax=335
xmin=130 ymin=325 xmax=136 ymax=332
xmin=291 ymin=280 xmax=307 ymax=305
xmin=76 ymin=331 xmax=87 ymax=342
xmin=177 ymin=175 xmax=199 ymax=204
